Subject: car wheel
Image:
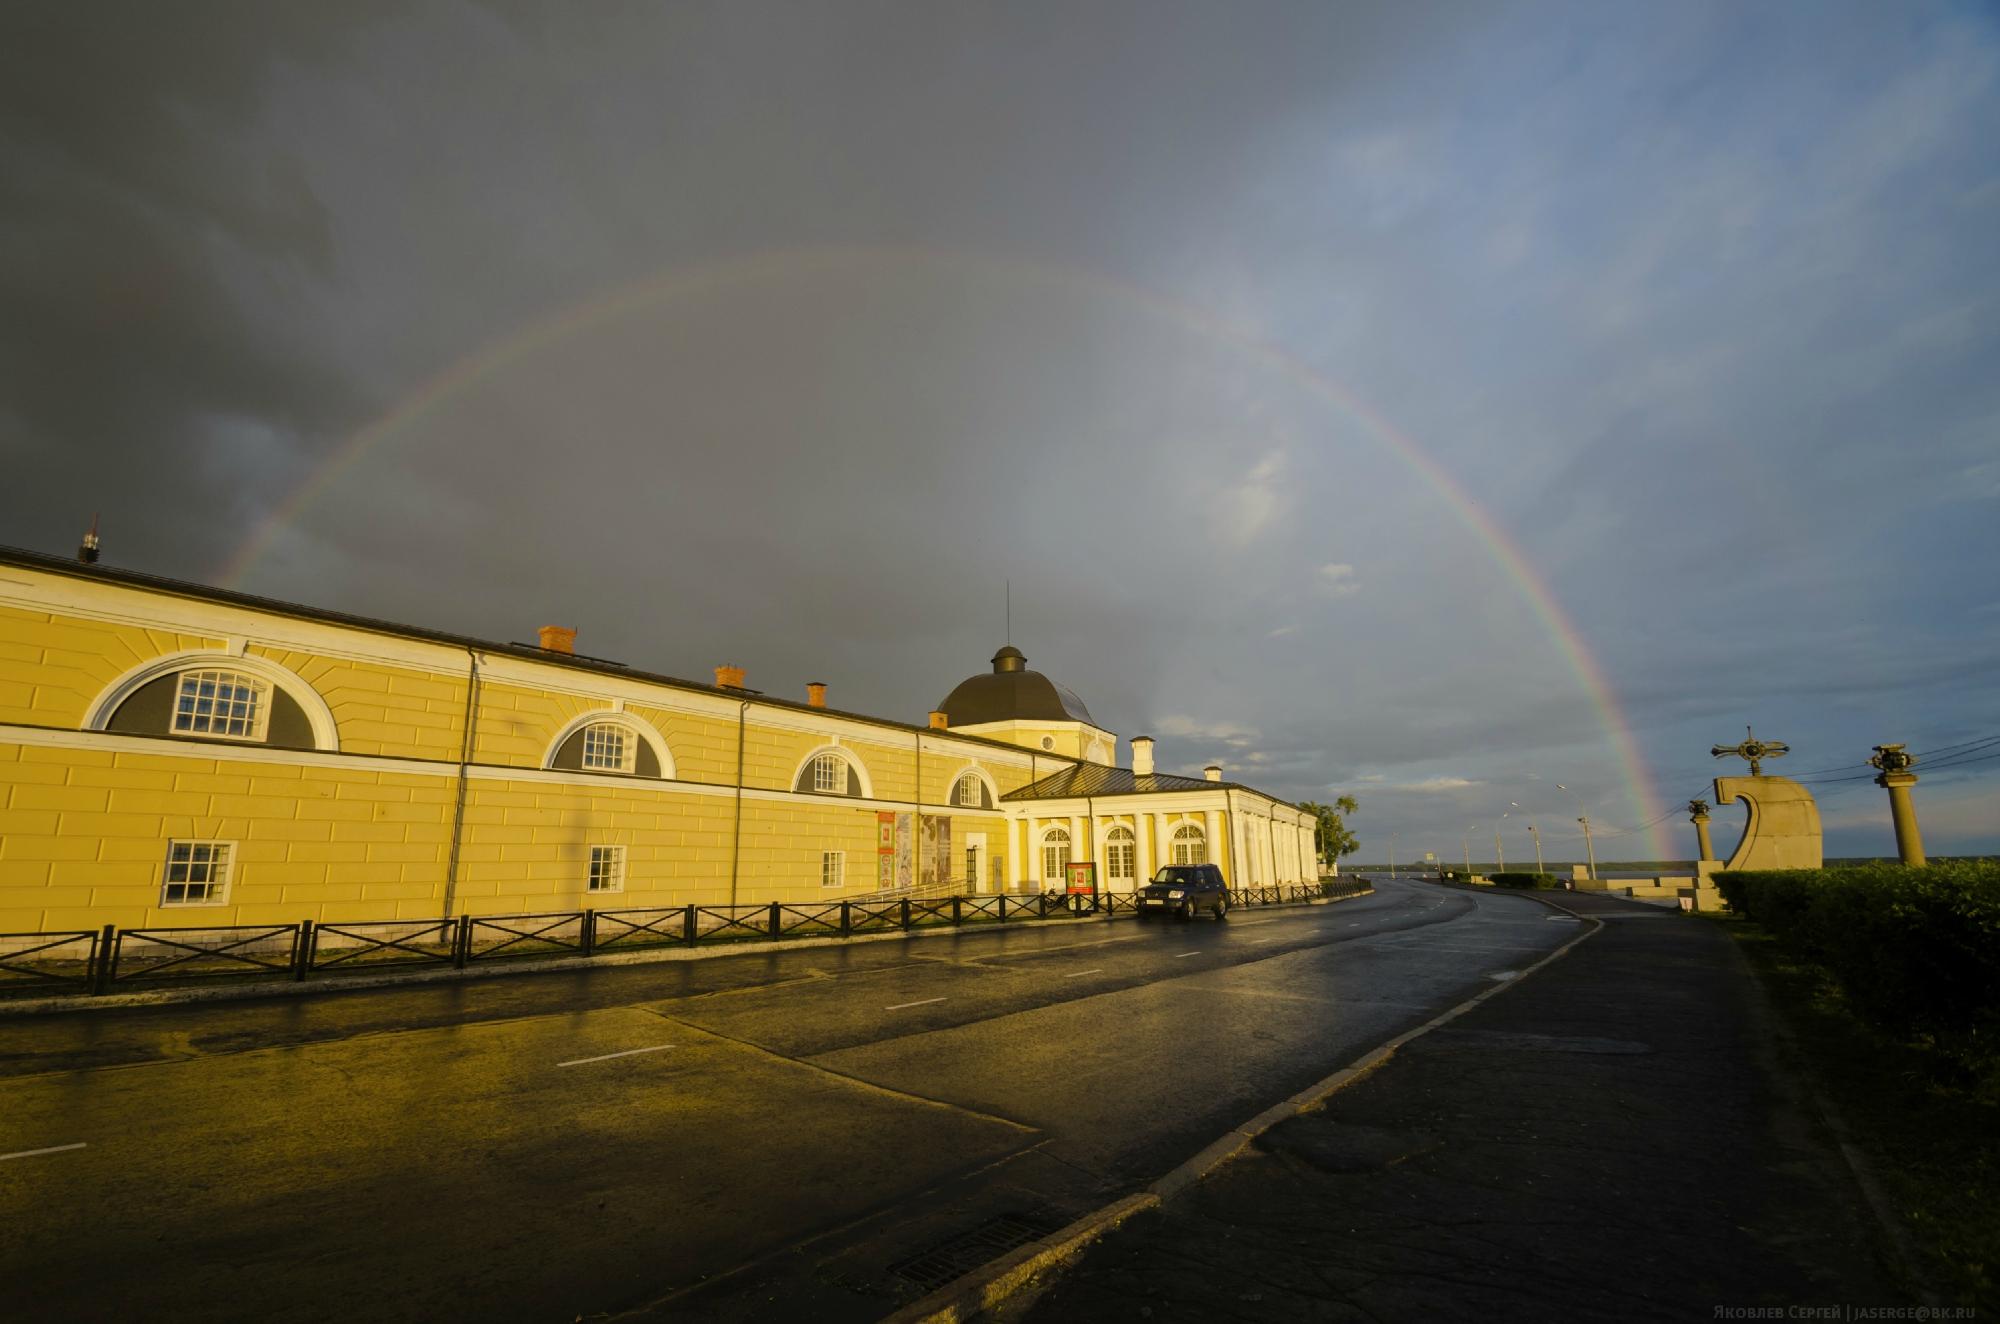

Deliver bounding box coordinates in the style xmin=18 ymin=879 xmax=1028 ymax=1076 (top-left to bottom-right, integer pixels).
xmin=1176 ymin=900 xmax=1193 ymax=921
xmin=1215 ymin=896 xmax=1229 ymax=920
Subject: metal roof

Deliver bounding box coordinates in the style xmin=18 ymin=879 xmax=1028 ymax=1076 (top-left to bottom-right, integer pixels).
xmin=0 ymin=545 xmax=1061 ymax=760
xmin=937 ymin=645 xmax=1096 ymax=726
xmin=1003 ymin=762 xmax=1259 ymax=801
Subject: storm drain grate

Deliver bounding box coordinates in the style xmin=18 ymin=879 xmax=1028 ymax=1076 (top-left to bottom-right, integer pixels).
xmin=889 ymin=1210 xmax=1067 ymax=1292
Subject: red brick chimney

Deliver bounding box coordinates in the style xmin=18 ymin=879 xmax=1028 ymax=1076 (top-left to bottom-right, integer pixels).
xmin=928 ymin=710 xmax=949 ymax=729
xmin=807 ymin=682 xmax=827 ymax=709
xmin=714 ymin=664 xmax=746 ymax=689
xmin=537 ymin=625 xmax=576 ymax=655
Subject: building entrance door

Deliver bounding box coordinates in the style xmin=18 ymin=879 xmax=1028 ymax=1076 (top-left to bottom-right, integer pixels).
xmin=965 ymin=834 xmax=986 ymax=894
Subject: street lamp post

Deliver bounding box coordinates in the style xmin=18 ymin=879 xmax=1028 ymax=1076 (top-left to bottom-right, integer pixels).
xmin=1553 ymin=784 xmax=1597 ymax=882
xmin=1509 ymin=803 xmax=1544 ymax=874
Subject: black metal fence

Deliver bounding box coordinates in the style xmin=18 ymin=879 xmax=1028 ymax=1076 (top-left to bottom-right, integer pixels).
xmin=0 ymin=877 xmax=1369 ymax=1000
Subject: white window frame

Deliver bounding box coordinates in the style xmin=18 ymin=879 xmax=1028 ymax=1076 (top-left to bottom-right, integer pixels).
xmin=822 ymin=850 xmax=845 ymax=889
xmin=579 ymin=722 xmax=634 ymax=773
xmin=170 ymin=670 xmax=268 ymax=742
xmin=952 ymin=773 xmax=985 ymax=808
xmin=1106 ymin=827 xmax=1135 ymax=880
xmin=161 ymin=839 xmax=234 ymax=906
xmin=587 ymin=844 xmax=626 ymax=893
xmin=1172 ymin=823 xmax=1206 ymax=866
xmin=811 ymin=751 xmax=847 ymax=794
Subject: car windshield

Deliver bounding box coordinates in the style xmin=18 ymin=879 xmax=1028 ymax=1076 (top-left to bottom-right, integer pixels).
xmin=1150 ymin=868 xmax=1202 ymax=885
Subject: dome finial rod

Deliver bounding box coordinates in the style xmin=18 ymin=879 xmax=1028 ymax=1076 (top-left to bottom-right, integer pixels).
xmin=1005 ymin=578 xmax=1010 ymax=646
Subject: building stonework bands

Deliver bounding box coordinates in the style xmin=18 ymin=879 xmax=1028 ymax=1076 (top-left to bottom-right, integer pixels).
xmin=0 ymin=547 xmax=1316 ymax=932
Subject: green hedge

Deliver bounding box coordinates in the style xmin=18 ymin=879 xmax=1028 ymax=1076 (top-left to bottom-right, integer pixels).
xmin=1489 ymin=871 xmax=1560 ymax=889
xmin=1716 ymin=859 xmax=2000 ymax=1081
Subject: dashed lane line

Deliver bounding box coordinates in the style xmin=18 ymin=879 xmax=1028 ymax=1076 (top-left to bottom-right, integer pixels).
xmin=1063 ymin=968 xmax=1104 ymax=979
xmin=0 ymin=1143 xmax=88 ymax=1162
xmin=1174 ymin=951 xmax=1201 ymax=959
xmin=556 ymin=1045 xmax=674 ymax=1068
xmin=884 ymin=997 xmax=947 ymax=1011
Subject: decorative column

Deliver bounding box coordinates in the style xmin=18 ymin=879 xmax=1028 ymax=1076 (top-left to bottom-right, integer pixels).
xmin=1068 ymin=814 xmax=1085 ymax=874
xmin=1203 ymin=809 xmax=1221 ymax=873
xmin=1689 ymin=799 xmax=1714 ymax=862
xmin=1134 ymin=811 xmax=1153 ymax=884
xmin=1156 ymin=813 xmax=1175 ymax=872
xmin=1021 ymin=816 xmax=1038 ymax=891
xmin=1868 ymin=744 xmax=1926 ymax=867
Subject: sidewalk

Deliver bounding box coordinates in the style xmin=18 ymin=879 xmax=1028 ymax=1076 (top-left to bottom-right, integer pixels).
xmin=1022 ymin=888 xmax=1905 ymax=1322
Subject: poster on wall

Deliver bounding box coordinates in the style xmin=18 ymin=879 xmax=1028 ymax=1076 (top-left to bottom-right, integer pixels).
xmin=895 ymin=813 xmax=913 ymax=890
xmin=878 ymin=811 xmax=896 ymax=888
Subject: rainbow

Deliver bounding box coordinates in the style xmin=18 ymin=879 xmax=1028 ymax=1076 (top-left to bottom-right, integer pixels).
xmin=219 ymin=246 xmax=1671 ymax=858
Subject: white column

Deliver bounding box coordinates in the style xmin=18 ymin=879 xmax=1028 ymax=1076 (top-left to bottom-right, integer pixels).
xmin=1024 ymin=816 xmax=1039 ymax=890
xmin=1203 ymin=809 xmax=1221 ymax=875
xmin=1263 ymin=813 xmax=1277 ymax=885
xmin=1068 ymin=814 xmax=1084 ymax=876
xmin=1156 ymin=813 xmax=1175 ymax=871
xmin=1092 ymin=816 xmax=1110 ymax=888
xmin=1134 ymin=811 xmax=1153 ymax=884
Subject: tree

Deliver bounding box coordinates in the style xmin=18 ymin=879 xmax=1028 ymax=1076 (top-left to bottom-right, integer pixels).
xmin=1299 ymin=796 xmax=1358 ymax=869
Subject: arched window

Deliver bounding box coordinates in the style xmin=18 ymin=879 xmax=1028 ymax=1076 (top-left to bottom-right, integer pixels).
xmin=1172 ymin=822 xmax=1206 ymax=866
xmin=793 ymin=747 xmax=865 ymax=797
xmin=1106 ymin=826 xmax=1135 ymax=881
xmin=951 ymin=771 xmax=991 ymax=809
xmin=90 ymin=652 xmax=335 ymax=750
xmin=546 ymin=713 xmax=667 ymax=777
xmin=1041 ymin=825 xmax=1071 ymax=886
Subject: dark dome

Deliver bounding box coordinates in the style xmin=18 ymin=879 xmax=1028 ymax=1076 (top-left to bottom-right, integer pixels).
xmin=938 ymin=646 xmax=1095 ymax=726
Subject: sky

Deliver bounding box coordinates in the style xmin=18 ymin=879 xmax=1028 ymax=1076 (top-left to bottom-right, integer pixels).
xmin=3 ymin=0 xmax=1996 ymax=864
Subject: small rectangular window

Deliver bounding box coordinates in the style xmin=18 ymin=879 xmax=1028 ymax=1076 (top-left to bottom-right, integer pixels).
xmin=162 ymin=840 xmax=233 ymax=906
xmin=822 ymin=850 xmax=844 ymax=889
xmin=588 ymin=844 xmax=626 ymax=893
xmin=812 ymin=753 xmax=844 ymax=793
xmin=580 ymin=723 xmax=628 ymax=771
xmin=172 ymin=671 xmax=265 ymax=740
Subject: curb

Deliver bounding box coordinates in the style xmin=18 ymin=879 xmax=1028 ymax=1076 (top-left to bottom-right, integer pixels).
xmin=1 ymin=888 xmax=1376 ymax=1017
xmin=877 ymin=882 xmax=1601 ymax=1322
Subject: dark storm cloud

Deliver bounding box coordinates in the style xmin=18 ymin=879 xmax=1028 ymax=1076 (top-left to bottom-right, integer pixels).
xmin=2 ymin=0 xmax=1996 ymax=858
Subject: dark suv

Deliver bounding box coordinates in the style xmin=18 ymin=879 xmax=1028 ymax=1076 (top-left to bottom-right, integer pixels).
xmin=1136 ymin=864 xmax=1230 ymax=920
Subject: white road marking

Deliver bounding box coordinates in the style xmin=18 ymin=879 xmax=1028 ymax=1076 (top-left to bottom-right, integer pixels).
xmin=0 ymin=1143 xmax=86 ymax=1163
xmin=1174 ymin=951 xmax=1201 ymax=959
xmin=1064 ymin=968 xmax=1104 ymax=978
xmin=884 ymin=997 xmax=947 ymax=1010
xmin=1250 ymin=937 xmax=1278 ymax=944
xmin=557 ymin=1045 xmax=674 ymax=1068
xmin=1487 ymin=970 xmax=1519 ymax=981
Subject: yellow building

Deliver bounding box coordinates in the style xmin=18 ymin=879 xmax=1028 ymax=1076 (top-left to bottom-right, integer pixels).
xmin=0 ymin=544 xmax=1316 ymax=933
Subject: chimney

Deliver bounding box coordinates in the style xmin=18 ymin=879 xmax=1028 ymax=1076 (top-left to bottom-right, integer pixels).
xmin=1204 ymin=764 xmax=1223 ymax=782
xmin=537 ymin=625 xmax=576 ymax=655
xmin=1131 ymin=736 xmax=1154 ymax=777
xmin=806 ymin=682 xmax=827 ymax=709
xmin=928 ymin=710 xmax=949 ymax=729
xmin=78 ymin=515 xmax=101 ymax=565
xmin=714 ymin=664 xmax=746 ymax=690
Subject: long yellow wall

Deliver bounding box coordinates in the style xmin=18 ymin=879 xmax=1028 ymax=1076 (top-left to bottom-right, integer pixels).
xmin=0 ymin=567 xmax=1033 ymax=930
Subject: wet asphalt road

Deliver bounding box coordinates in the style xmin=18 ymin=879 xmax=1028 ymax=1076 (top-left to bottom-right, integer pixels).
xmin=0 ymin=880 xmax=1572 ymax=1321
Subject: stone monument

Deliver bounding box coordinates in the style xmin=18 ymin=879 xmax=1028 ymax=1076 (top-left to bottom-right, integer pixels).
xmin=1710 ymin=727 xmax=1822 ymax=872
xmin=1868 ymin=743 xmax=1925 ymax=867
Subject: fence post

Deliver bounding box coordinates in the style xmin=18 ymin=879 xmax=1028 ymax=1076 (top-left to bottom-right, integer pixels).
xmin=683 ymin=904 xmax=696 ymax=946
xmin=293 ymin=920 xmax=314 ymax=981
xmin=582 ymin=909 xmax=595 ymax=957
xmin=840 ymin=901 xmax=851 ymax=937
xmin=91 ymin=924 xmax=116 ymax=994
xmin=997 ymin=895 xmax=1008 ymax=923
xmin=769 ymin=902 xmax=781 ymax=940
xmin=453 ymin=914 xmax=471 ymax=968
xmin=951 ymin=896 xmax=962 ymax=925
xmin=900 ymin=898 xmax=912 ymax=930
